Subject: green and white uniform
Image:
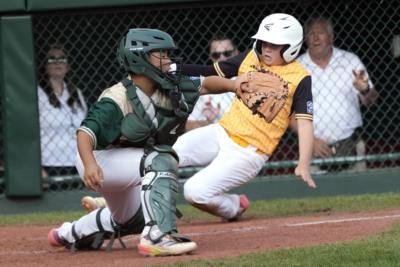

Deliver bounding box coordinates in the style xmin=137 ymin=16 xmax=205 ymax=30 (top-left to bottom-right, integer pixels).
xmin=55 ymin=76 xmax=200 ymax=249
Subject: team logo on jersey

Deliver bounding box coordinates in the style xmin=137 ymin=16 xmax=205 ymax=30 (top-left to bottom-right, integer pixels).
xmin=306 ymin=101 xmax=313 ymax=114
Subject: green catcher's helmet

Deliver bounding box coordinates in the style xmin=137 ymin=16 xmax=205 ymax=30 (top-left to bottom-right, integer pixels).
xmin=117 ymin=28 xmax=178 ymax=90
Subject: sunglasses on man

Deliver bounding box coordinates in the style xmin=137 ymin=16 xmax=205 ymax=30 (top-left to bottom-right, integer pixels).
xmin=210 ymin=49 xmax=235 ymax=60
xmin=47 ymin=56 xmax=68 ymax=64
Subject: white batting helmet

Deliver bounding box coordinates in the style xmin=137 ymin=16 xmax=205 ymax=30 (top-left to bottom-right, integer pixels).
xmin=252 ymin=13 xmax=303 ymax=63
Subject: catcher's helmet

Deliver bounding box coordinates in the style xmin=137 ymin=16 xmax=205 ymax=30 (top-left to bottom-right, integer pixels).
xmin=117 ymin=28 xmax=178 ymax=90
xmin=252 ymin=13 xmax=303 ymax=63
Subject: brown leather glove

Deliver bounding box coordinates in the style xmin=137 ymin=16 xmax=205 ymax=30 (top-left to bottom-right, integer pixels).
xmin=235 ymin=70 xmax=288 ymax=123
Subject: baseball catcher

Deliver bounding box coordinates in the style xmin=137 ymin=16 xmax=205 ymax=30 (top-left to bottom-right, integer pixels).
xmin=234 ymin=70 xmax=289 ymax=123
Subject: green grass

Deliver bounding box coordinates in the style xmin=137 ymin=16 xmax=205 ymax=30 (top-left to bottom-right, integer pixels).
xmin=169 ymin=225 xmax=400 ymax=266
xmin=0 ymin=211 xmax=85 ymax=225
xmin=178 ymin=192 xmax=400 ymax=221
xmin=1 ymin=192 xmax=400 ymax=225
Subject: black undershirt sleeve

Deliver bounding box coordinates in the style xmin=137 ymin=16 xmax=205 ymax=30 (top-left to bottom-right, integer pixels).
xmin=291 ymin=75 xmax=313 ymax=115
xmin=180 ymin=51 xmax=248 ymax=78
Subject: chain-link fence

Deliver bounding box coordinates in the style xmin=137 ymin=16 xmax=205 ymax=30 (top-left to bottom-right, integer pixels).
xmin=0 ymin=87 xmax=4 ymax=194
xmin=1 ymin=0 xmax=399 ymax=193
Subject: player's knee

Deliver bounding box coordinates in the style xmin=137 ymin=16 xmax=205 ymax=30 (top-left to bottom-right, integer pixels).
xmin=183 ymin=179 xmax=208 ymax=204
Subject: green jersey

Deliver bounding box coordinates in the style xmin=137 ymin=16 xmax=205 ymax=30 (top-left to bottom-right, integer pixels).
xmin=78 ymin=77 xmax=200 ymax=149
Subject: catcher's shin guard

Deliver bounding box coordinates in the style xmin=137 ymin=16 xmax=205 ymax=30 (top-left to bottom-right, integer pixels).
xmin=140 ymin=147 xmax=180 ymax=242
xmin=70 ymin=207 xmax=145 ymax=252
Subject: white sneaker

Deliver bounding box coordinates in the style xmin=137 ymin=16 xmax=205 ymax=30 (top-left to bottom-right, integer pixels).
xmin=138 ymin=234 xmax=197 ymax=256
xmin=81 ymin=196 xmax=107 ymax=212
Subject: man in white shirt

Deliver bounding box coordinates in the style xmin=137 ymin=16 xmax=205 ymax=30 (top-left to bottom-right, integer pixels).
xmin=292 ymin=16 xmax=378 ymax=172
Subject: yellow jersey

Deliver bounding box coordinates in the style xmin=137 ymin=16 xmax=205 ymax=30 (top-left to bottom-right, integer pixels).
xmin=217 ymin=51 xmax=313 ymax=155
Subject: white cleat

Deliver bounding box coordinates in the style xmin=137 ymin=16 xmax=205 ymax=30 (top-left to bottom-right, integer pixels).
xmin=138 ymin=234 xmax=197 ymax=256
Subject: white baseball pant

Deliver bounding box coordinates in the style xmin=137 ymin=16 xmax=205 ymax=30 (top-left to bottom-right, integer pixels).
xmin=57 ymin=147 xmax=144 ymax=243
xmin=173 ymin=123 xmax=268 ymax=219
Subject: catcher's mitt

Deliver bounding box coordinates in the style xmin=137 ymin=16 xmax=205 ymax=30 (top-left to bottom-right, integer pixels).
xmin=234 ymin=70 xmax=288 ymax=123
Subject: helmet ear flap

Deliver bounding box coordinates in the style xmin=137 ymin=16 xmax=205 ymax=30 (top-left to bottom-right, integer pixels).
xmin=252 ymin=40 xmax=262 ymax=58
xmin=280 ymin=44 xmax=290 ymax=60
xmin=255 ymin=40 xmax=262 ymax=54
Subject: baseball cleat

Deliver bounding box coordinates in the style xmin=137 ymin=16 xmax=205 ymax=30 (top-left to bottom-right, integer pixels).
xmin=81 ymin=196 xmax=107 ymax=212
xmin=138 ymin=235 xmax=197 ymax=256
xmin=227 ymin=194 xmax=250 ymax=222
xmin=47 ymin=228 xmax=68 ymax=247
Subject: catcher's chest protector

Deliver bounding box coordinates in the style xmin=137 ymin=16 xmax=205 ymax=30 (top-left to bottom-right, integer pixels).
xmin=120 ymin=78 xmax=199 ymax=146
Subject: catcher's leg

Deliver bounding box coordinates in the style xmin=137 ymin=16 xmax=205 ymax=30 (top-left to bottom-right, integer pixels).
xmin=52 ymin=147 xmax=146 ymax=251
xmin=138 ymin=146 xmax=197 ymax=256
xmin=48 ymin=206 xmax=144 ymax=251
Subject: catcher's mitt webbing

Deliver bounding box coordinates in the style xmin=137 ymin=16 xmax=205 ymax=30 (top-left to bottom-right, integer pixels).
xmin=235 ymin=70 xmax=288 ymax=123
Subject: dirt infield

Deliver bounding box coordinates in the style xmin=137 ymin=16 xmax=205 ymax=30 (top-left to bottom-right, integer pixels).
xmin=1 ymin=209 xmax=400 ymax=267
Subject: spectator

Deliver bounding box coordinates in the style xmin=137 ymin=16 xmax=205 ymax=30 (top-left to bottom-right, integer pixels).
xmin=292 ymin=16 xmax=378 ymax=172
xmin=38 ymin=44 xmax=87 ymax=177
xmin=185 ymin=33 xmax=239 ymax=131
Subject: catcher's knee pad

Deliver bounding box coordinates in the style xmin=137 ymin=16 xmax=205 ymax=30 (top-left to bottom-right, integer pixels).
xmin=141 ymin=147 xmax=179 ymax=241
xmin=70 ymin=207 xmax=145 ymax=251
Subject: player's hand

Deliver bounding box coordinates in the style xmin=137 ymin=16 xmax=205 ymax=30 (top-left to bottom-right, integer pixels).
xmin=295 ymin=165 xmax=316 ymax=189
xmin=234 ymin=73 xmax=250 ymax=95
xmin=352 ymin=69 xmax=369 ymax=93
xmin=83 ymin=163 xmax=103 ymax=190
xmin=202 ymin=97 xmax=220 ymax=123
xmin=313 ymin=137 xmax=332 ymax=158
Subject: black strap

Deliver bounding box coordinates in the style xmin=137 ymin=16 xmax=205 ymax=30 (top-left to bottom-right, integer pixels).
xmin=106 ymin=217 xmax=127 ymax=251
xmin=91 ymin=208 xmax=106 ymax=249
xmin=71 ymin=223 xmax=79 ymax=241
xmin=176 ymin=208 xmax=183 ymax=219
xmin=70 ymin=224 xmax=78 ymax=253
xmin=96 ymin=207 xmax=105 ymax=231
xmin=139 ymin=148 xmax=149 ymax=177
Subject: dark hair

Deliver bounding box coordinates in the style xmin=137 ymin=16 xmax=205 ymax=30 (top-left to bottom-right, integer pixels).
xmin=38 ymin=43 xmax=84 ymax=109
xmin=208 ymin=32 xmax=237 ymax=51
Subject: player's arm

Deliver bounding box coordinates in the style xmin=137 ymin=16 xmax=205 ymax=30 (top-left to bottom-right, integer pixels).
xmin=296 ymin=119 xmax=316 ymax=188
xmin=291 ymin=76 xmax=316 ymax=188
xmin=180 ymin=52 xmax=246 ymax=78
xmin=199 ymin=71 xmax=251 ymax=95
xmin=77 ymin=98 xmax=124 ymax=190
xmin=200 ymin=76 xmax=236 ymax=95
xmin=77 ymin=130 xmax=102 ymax=190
